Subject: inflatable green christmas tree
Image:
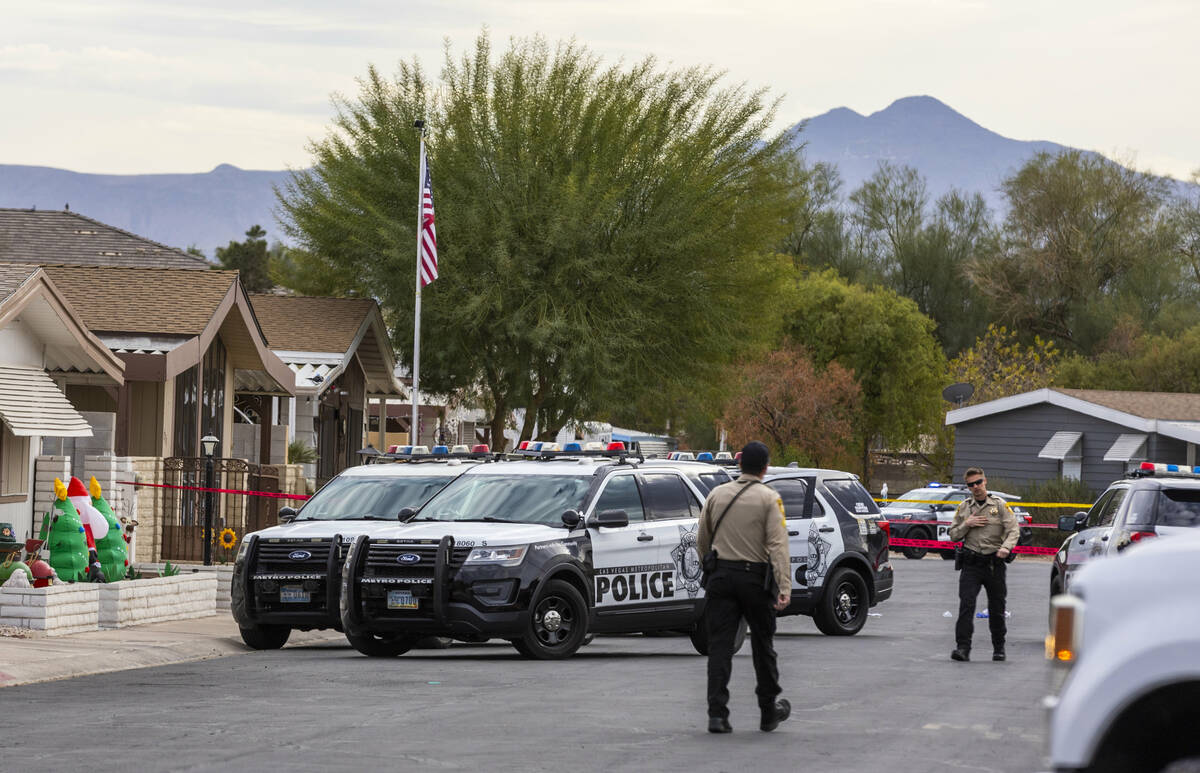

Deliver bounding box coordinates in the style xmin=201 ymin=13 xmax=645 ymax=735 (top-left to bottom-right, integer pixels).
xmin=90 ymin=477 xmax=128 ymax=582
xmin=46 ymin=478 xmax=88 ymax=583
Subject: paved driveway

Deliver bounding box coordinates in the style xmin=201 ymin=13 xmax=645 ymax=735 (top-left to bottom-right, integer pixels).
xmin=8 ymin=558 xmax=1055 ymax=773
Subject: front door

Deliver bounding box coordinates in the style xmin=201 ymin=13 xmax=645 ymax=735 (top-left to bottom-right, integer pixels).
xmin=587 ymin=472 xmax=662 ymax=614
xmin=638 ymin=471 xmax=705 ymax=618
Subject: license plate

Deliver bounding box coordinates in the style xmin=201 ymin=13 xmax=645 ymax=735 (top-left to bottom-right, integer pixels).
xmin=280 ymin=585 xmax=310 ymax=603
xmin=937 ymin=525 xmax=950 ymax=541
xmin=388 ymin=590 xmax=418 ymax=610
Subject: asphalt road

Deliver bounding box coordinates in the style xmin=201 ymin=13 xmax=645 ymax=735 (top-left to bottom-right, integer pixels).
xmin=4 ymin=557 xmax=1057 ymax=773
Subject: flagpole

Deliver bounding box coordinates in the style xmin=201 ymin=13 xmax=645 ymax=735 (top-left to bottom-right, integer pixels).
xmin=411 ymin=122 xmax=426 ymax=446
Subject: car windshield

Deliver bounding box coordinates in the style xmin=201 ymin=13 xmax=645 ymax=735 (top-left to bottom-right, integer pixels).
xmin=1157 ymin=489 xmax=1200 ymax=528
xmin=416 ymin=474 xmax=591 ymax=526
xmin=297 ymin=475 xmax=453 ymax=521
xmin=882 ymin=488 xmax=949 ymax=510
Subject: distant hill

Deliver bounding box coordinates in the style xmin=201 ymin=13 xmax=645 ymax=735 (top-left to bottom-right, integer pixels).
xmin=0 ymin=97 xmax=1192 ymax=254
xmin=0 ymin=163 xmax=293 ymax=257
xmin=788 ymin=95 xmax=1072 ymax=209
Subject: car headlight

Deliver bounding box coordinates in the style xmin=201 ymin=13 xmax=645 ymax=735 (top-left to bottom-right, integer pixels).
xmin=464 ymin=546 xmax=527 ymax=566
xmin=235 ymin=536 xmax=251 ymax=561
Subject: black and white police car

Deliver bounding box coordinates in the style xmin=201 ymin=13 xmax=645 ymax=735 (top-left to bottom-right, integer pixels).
xmin=230 ymin=447 xmax=489 ymax=649
xmin=337 ymin=445 xmax=894 ymax=659
xmin=882 ymin=483 xmax=1035 ymax=559
xmin=1050 ymin=461 xmax=1200 ymax=598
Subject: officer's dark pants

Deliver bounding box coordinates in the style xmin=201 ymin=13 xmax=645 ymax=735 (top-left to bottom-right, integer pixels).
xmin=955 ymin=553 xmax=1007 ymax=652
xmin=705 ymin=565 xmax=780 ymax=719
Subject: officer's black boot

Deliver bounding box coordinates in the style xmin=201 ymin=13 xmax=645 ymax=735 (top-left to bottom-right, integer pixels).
xmin=951 ymin=648 xmax=970 ymax=662
xmin=760 ymin=699 xmax=791 ymax=732
xmin=992 ymin=648 xmax=1006 ymax=661
xmin=708 ymin=717 xmax=732 ymax=734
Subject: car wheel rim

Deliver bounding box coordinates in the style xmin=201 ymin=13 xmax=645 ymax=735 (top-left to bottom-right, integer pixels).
xmin=833 ymin=582 xmax=860 ymax=625
xmin=534 ymin=595 xmax=574 ymax=647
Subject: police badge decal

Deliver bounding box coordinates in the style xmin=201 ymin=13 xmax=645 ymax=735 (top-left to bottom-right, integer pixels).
xmin=670 ymin=524 xmax=703 ymax=598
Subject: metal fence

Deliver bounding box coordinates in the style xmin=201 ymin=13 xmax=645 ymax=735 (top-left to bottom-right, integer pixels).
xmin=160 ymin=457 xmax=281 ymax=563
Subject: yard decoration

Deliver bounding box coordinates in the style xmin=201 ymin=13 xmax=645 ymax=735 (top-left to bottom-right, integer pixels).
xmin=29 ymin=559 xmax=55 ymax=588
xmin=89 ymin=477 xmax=128 ymax=582
xmin=67 ymin=477 xmax=108 ymax=582
xmin=0 ymin=556 xmax=32 ymax=584
xmin=2 ymin=563 xmax=31 ymax=587
xmin=46 ymin=478 xmax=88 ymax=583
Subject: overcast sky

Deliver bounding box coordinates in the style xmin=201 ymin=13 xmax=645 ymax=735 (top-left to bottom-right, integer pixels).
xmin=1 ymin=0 xmax=1195 ymax=180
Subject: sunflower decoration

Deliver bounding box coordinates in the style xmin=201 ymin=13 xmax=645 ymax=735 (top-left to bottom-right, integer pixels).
xmin=218 ymin=528 xmax=238 ymax=550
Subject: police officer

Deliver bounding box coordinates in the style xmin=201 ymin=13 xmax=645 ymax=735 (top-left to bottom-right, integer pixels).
xmin=698 ymin=441 xmax=791 ymax=734
xmin=948 ymin=467 xmax=1019 ymax=662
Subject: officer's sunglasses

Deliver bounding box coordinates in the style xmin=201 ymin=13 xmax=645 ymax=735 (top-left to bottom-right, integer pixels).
xmin=965 ymin=478 xmax=985 ymax=488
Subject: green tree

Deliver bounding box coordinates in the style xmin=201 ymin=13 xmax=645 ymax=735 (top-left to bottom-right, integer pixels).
xmin=1055 ymin=324 xmax=1200 ymax=393
xmin=215 ymin=225 xmax=273 ymax=292
xmin=950 ymin=324 xmax=1061 ymax=405
xmin=277 ymin=33 xmax=796 ymax=447
xmin=967 ymin=150 xmax=1180 ymax=353
xmin=784 ymin=269 xmax=946 ymax=482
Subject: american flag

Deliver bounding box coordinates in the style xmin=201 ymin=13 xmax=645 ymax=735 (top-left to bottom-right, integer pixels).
xmin=418 ymin=158 xmax=438 ymax=287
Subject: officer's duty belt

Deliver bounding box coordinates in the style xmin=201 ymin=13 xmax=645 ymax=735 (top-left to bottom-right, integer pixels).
xmin=715 ymin=559 xmax=768 ymax=574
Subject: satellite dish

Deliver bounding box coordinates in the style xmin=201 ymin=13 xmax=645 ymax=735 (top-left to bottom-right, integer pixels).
xmin=942 ymin=382 xmax=974 ymax=407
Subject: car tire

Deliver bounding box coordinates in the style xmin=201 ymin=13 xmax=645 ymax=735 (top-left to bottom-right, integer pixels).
xmin=239 ymin=624 xmax=291 ymax=650
xmin=813 ymin=568 xmax=869 ymax=636
xmin=512 ymin=579 xmax=588 ymax=660
xmin=346 ymin=631 xmax=418 ymax=657
xmin=901 ymin=527 xmax=930 ymax=560
xmin=940 ymin=547 xmax=956 ymax=560
xmin=688 ymin=614 xmax=747 ymax=656
xmin=415 ymin=636 xmax=453 ymax=649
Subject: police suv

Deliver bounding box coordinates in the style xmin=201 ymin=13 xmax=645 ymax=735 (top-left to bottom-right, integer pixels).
xmin=338 ymin=446 xmax=893 ymax=659
xmin=1050 ymin=461 xmax=1200 ymax=598
xmin=230 ymin=448 xmax=488 ymax=649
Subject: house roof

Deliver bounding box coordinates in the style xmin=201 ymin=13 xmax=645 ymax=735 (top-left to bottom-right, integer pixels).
xmin=250 ymin=295 xmax=377 ymax=352
xmin=43 ymin=265 xmax=238 ymax=336
xmin=0 ymin=263 xmax=125 ymax=383
xmin=0 ymin=209 xmax=209 ymax=270
xmin=249 ymin=294 xmax=403 ymax=397
xmin=946 ymin=388 xmax=1200 ymax=446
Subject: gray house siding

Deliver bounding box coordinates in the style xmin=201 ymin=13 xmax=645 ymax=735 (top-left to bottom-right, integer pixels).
xmin=951 ymin=403 xmax=1171 ymax=495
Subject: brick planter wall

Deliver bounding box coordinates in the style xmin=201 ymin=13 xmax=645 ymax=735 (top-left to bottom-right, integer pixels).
xmin=98 ymin=573 xmax=217 ymax=629
xmin=0 ymin=583 xmax=100 ymax=635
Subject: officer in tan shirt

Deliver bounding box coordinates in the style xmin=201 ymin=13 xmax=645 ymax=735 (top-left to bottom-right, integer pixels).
xmin=697 ymin=441 xmax=791 ymax=734
xmin=947 ymin=466 xmax=1019 ymax=662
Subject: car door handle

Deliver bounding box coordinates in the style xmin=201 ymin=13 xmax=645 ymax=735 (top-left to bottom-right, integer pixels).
xmin=819 ymin=526 xmax=835 ymax=533
xmin=636 ymin=534 xmax=654 ymax=542
xmin=1101 ymin=535 xmax=1109 ymax=541
xmin=788 ymin=530 xmax=800 ymax=537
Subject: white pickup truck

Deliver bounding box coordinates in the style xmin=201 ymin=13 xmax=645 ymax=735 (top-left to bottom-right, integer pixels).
xmin=1045 ymin=532 xmax=1200 ymax=773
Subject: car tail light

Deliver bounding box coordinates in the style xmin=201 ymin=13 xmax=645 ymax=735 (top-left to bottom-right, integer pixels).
xmin=1024 ymin=514 xmax=1033 ymax=524
xmin=1129 ymin=530 xmax=1156 ymax=543
xmin=1047 ymin=594 xmax=1084 ymax=664
xmin=878 ymin=519 xmax=890 ymax=537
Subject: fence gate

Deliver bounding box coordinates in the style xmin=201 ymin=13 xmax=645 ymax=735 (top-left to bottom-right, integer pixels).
xmin=160 ymin=458 xmax=284 ymax=563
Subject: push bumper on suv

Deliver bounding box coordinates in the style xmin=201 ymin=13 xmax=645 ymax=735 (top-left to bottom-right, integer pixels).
xmin=340 ymin=535 xmax=551 ymax=639
xmin=232 ymin=534 xmax=346 ymax=630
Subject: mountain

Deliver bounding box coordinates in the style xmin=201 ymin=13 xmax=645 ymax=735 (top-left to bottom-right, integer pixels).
xmin=0 ymin=163 xmax=293 ymax=257
xmin=0 ymin=97 xmax=1191 ymax=254
xmin=788 ymin=95 xmax=1072 ymax=209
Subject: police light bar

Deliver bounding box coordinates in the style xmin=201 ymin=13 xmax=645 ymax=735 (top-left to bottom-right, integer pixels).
xmin=1136 ymin=462 xmax=1200 ymax=478
xmin=411 ymin=445 xmax=430 ymax=455
xmin=471 ymin=444 xmax=490 ymax=454
xmin=386 ymin=445 xmax=400 ymax=454
xmin=585 ymin=442 xmax=605 ymax=451
xmin=607 ymin=442 xmax=626 ymax=451
xmin=715 ymin=451 xmax=733 ymax=460
xmin=451 ymin=445 xmax=470 ymax=454
xmin=518 ymin=441 xmax=531 ymax=451
xmin=563 ymin=442 xmax=583 ymax=452
xmin=928 ymin=482 xmax=942 ymax=487
xmin=432 ymin=445 xmax=449 ymax=455
xmin=530 ymin=442 xmax=544 ymax=452
xmin=675 ymin=452 xmax=695 ymax=461
xmin=696 ymin=452 xmax=714 ymax=461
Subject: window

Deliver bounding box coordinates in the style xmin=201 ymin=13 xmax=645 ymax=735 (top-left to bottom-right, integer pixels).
xmin=687 ymin=469 xmax=732 ymax=495
xmin=823 ymin=478 xmax=881 ymax=516
xmin=1156 ymin=489 xmax=1200 ymax=528
xmin=0 ymin=424 xmax=30 ymax=497
xmin=1096 ymin=488 xmax=1127 ymax=527
xmin=1121 ymin=490 xmax=1158 ymax=527
xmin=639 ymin=473 xmax=694 ymax=520
xmin=173 ymin=363 xmax=198 ymax=456
xmin=593 ymin=474 xmax=644 ymax=522
xmin=201 ymin=337 xmax=227 ymax=440
xmin=767 ymin=478 xmax=824 ymax=520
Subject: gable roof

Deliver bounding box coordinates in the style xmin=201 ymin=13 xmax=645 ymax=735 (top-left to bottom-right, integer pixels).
xmin=43 ymin=265 xmax=238 ymax=336
xmin=946 ymin=388 xmax=1200 ymax=446
xmin=0 ymin=209 xmax=209 ymax=270
xmin=0 ymin=263 xmax=38 ymax=303
xmin=250 ymin=294 xmax=377 ymax=353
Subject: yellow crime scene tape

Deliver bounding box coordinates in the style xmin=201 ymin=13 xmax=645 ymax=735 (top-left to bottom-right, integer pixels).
xmin=874 ymin=498 xmax=1094 ymax=509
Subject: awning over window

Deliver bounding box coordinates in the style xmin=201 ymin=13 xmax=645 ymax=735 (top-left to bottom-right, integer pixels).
xmin=1038 ymin=431 xmax=1082 ymax=460
xmin=1104 ymin=433 xmax=1148 ymax=462
xmin=0 ymin=366 xmax=93 ymax=437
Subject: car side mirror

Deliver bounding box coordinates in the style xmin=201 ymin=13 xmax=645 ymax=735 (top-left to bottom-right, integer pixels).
xmin=561 ymin=509 xmax=583 ymax=528
xmin=1058 ymin=511 xmax=1087 ymax=532
xmin=589 ymin=509 xmax=629 ymax=528
xmin=278 ymin=506 xmax=298 ymax=523
xmin=397 ymin=507 xmax=417 ymax=522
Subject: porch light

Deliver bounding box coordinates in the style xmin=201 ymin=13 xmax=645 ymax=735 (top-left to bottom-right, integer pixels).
xmin=201 ymin=434 xmax=219 ymax=458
